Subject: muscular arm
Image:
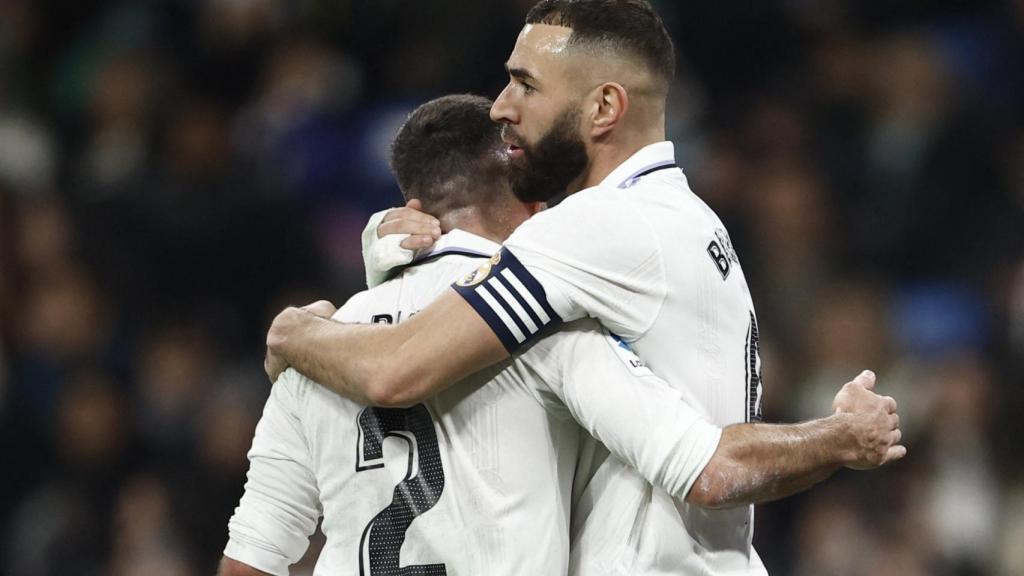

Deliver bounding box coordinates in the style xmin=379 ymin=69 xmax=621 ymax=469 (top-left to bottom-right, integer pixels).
xmin=267 ymin=289 xmax=508 ymax=407
xmin=690 ymin=418 xmax=849 ymax=509
xmin=548 ymin=329 xmax=903 ymax=510
xmin=218 ymin=557 xmax=272 ymax=576
xmin=689 ymin=373 xmax=904 ymax=509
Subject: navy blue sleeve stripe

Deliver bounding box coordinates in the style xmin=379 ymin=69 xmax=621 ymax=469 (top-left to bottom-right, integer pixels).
xmin=481 ymin=280 xmax=534 ymax=339
xmin=493 ymin=273 xmax=545 ymax=330
xmin=452 ymin=247 xmax=563 ymax=353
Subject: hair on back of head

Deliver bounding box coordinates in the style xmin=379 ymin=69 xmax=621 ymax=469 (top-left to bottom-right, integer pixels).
xmin=390 ymin=94 xmax=506 ymax=215
xmin=526 ymin=0 xmax=675 ymax=88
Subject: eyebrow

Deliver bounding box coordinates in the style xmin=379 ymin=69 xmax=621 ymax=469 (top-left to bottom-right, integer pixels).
xmin=506 ymin=64 xmax=537 ymax=83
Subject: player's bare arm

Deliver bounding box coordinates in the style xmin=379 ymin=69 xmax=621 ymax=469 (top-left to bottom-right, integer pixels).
xmin=264 ymin=299 xmax=339 ymax=381
xmin=266 ymin=289 xmax=508 ymax=407
xmin=688 ymin=371 xmax=904 ymax=509
xmin=218 ymin=557 xmax=272 ymax=576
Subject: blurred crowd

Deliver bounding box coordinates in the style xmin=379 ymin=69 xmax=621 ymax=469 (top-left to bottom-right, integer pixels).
xmin=1 ymin=0 xmax=1022 ymax=574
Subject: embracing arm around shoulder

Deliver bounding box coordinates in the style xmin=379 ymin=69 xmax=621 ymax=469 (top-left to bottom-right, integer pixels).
xmin=266 ymin=289 xmax=509 ymax=407
xmin=547 ymin=328 xmax=905 ymax=510
xmin=690 ymin=371 xmax=904 ymax=509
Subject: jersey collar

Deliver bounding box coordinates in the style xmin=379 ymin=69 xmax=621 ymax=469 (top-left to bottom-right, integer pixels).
xmin=410 ymin=229 xmax=501 ymax=265
xmin=599 ymin=141 xmax=678 ymax=189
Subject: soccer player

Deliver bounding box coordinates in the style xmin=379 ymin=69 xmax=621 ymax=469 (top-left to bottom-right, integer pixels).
xmin=264 ymin=2 xmax=904 ymax=573
xmin=224 ymin=94 xmax=758 ymax=576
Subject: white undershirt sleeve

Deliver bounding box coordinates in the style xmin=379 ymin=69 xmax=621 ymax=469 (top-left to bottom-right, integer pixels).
xmin=224 ymin=371 xmax=321 ymax=575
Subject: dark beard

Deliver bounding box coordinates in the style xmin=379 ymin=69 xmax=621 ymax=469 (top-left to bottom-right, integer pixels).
xmin=508 ymin=105 xmax=589 ymax=203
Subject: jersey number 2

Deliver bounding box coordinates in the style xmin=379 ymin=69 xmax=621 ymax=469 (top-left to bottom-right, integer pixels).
xmin=355 ymin=405 xmax=447 ymax=575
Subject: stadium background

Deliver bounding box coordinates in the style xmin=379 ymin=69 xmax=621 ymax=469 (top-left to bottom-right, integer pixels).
xmin=1 ymin=0 xmax=1022 ymax=574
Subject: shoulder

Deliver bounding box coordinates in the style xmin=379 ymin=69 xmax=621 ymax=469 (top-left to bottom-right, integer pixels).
xmin=506 ymin=185 xmax=662 ymax=271
xmin=334 ymin=290 xmax=374 ymax=323
xmin=515 ymin=185 xmax=649 ymax=233
xmin=544 ymin=319 xmax=651 ymax=367
xmin=522 ymin=318 xmax=646 ymax=376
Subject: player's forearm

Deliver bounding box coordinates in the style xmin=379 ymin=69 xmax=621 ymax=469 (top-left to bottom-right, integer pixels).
xmin=267 ymin=292 xmax=508 ymax=407
xmin=268 ymin=309 xmax=412 ymax=406
xmin=218 ymin=557 xmax=273 ymax=576
xmin=689 ymin=415 xmax=853 ymax=509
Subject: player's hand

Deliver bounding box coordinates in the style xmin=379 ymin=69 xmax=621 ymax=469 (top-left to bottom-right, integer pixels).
xmin=265 ymin=301 xmax=336 ymax=382
xmin=265 ymin=306 xmax=303 ymax=382
xmin=378 ymin=199 xmax=442 ymax=250
xmin=302 ymin=299 xmax=337 ymax=318
xmin=264 ymin=348 xmax=289 ymax=384
xmin=832 ymin=370 xmax=906 ymax=470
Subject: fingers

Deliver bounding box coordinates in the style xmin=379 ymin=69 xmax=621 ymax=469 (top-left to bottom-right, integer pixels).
xmin=889 ymin=413 xmax=900 ymax=431
xmin=378 ymin=215 xmax=442 ymax=239
xmin=378 ymin=214 xmax=440 ymax=235
xmin=400 ymin=234 xmax=439 ymax=250
xmin=381 ymin=200 xmax=435 ymax=224
xmin=890 ymin=427 xmax=902 ymax=444
xmin=882 ymin=395 xmax=897 ymax=414
xmin=856 ymin=370 xmax=876 ymax=390
xmin=379 ymin=202 xmax=441 ymax=242
xmin=883 ymin=444 xmax=907 ymax=464
xmin=302 ymin=300 xmax=336 ymax=318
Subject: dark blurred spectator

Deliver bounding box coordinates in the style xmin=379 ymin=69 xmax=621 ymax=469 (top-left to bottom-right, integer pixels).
xmin=75 ymin=51 xmax=155 ymax=197
xmin=5 ymin=373 xmax=128 ymax=576
xmin=850 ymin=31 xmax=1007 ymax=283
xmin=134 ymin=323 xmax=213 ymax=460
xmin=922 ymin=352 xmax=999 ymax=573
xmin=108 ymin=474 xmax=195 ymax=576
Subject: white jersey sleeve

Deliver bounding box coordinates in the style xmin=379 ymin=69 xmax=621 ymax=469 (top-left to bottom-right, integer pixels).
xmin=453 ymin=190 xmax=667 ymax=352
xmin=224 ymin=371 xmax=321 ymax=575
xmin=520 ymin=320 xmax=722 ymax=501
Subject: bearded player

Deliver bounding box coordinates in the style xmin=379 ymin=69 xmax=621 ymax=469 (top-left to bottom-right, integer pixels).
xmin=226 ymin=95 xmax=884 ymax=576
xmin=265 ymin=2 xmax=904 ymax=573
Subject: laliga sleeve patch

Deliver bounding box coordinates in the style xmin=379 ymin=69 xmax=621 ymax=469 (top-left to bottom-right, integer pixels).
xmin=604 ymin=331 xmax=654 ymax=377
xmin=453 ymin=248 xmax=563 ymax=353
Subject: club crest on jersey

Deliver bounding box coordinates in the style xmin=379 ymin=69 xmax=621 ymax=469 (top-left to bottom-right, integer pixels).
xmin=457 ymin=252 xmax=502 ymax=287
xmin=707 ymin=228 xmax=739 ymax=280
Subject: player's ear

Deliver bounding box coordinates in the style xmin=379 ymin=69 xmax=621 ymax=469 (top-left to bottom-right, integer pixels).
xmin=589 ymin=82 xmax=628 ymax=138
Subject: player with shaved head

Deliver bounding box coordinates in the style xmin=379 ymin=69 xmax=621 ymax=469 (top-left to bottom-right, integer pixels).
xmin=266 ymin=2 xmax=904 ymax=574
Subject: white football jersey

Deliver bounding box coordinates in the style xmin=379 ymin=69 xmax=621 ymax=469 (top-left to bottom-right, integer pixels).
xmin=454 ymin=142 xmax=769 ymax=574
xmin=225 ymin=229 xmax=722 ymax=576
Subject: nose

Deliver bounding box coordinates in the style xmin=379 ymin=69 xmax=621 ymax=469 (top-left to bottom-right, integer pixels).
xmin=490 ymin=84 xmax=518 ymax=125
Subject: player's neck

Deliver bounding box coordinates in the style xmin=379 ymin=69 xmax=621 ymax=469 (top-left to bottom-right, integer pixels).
xmin=577 ymin=123 xmax=666 ymax=191
xmin=438 ymin=207 xmax=507 ymax=244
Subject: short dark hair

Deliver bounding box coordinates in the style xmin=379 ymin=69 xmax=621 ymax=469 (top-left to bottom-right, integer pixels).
xmin=390 ymin=94 xmax=506 ymax=214
xmin=526 ymin=0 xmax=675 ymax=87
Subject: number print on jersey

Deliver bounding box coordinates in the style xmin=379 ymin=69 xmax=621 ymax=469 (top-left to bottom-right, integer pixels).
xmin=355 ymin=406 xmax=447 ymax=576
xmin=744 ymin=312 xmax=765 ymax=422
